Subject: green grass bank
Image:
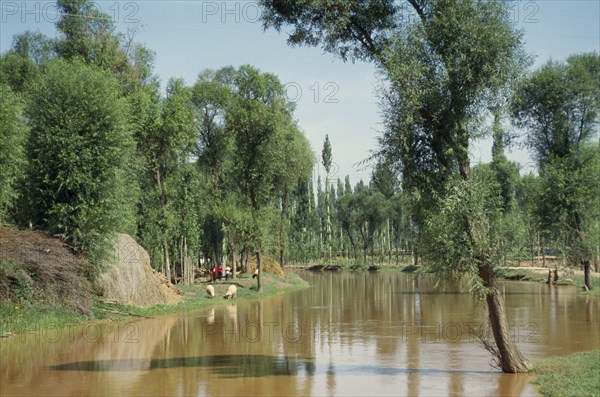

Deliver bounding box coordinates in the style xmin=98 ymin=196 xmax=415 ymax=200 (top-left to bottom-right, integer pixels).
xmin=530 ymin=350 xmax=600 ymax=397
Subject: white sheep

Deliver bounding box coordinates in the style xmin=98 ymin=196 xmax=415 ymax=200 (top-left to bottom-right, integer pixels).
xmin=206 ymin=285 xmax=215 ymax=298
xmin=224 ymin=284 xmax=237 ymax=299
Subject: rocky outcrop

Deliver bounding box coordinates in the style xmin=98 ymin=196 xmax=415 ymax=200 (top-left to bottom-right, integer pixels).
xmin=96 ymin=234 xmax=181 ymax=307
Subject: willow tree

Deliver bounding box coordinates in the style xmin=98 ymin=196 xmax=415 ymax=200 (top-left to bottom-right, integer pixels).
xmin=511 ymin=53 xmax=600 ymax=290
xmin=261 ymin=0 xmax=529 ymax=372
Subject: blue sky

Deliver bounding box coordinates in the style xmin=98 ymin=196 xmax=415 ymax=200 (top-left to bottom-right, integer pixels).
xmin=1 ymin=1 xmax=599 ymax=183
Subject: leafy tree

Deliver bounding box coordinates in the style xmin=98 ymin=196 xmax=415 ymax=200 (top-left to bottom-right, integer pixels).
xmin=135 ymin=78 xmax=196 ymax=281
xmin=226 ymin=65 xmax=299 ymax=291
xmin=511 ymin=52 xmax=600 ymax=289
xmin=261 ymin=0 xmax=530 ymax=372
xmin=172 ymin=162 xmax=204 ymax=285
xmin=12 ymin=31 xmax=57 ymax=65
xmin=56 ymin=0 xmax=126 ymax=70
xmin=0 ymin=83 xmax=28 ymax=222
xmin=274 ymin=124 xmax=315 ymax=267
xmin=193 ymin=68 xmax=236 ymax=267
xmin=0 ymin=52 xmax=39 ymax=94
xmin=55 ymin=0 xmax=154 ymax=93
xmin=24 ymin=59 xmax=136 ymax=265
xmin=512 ymin=53 xmax=599 ymax=168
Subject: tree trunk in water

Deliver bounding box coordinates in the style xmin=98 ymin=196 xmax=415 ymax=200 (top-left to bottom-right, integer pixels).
xmin=583 ymin=260 xmax=592 ymax=290
xmin=479 ymin=265 xmax=530 ymax=373
xmin=257 ymin=251 xmax=262 ymax=293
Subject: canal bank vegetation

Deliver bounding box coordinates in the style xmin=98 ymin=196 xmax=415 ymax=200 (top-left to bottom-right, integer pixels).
xmin=92 ymin=272 xmax=308 ymax=320
xmin=531 ymin=350 xmax=600 ymax=397
xmin=0 ymin=272 xmax=306 ymax=335
xmin=0 ymin=228 xmax=307 ymax=335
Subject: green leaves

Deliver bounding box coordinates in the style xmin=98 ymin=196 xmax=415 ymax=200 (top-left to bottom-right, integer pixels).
xmin=511 ymin=52 xmax=600 ymax=269
xmin=423 ymin=175 xmax=503 ymax=294
xmin=511 ymin=53 xmax=600 ymax=167
xmin=25 ymin=59 xmax=135 ymax=263
xmin=0 ymin=83 xmax=28 ymax=222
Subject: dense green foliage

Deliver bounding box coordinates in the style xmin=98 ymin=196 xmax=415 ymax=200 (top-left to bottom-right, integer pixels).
xmin=512 ymin=53 xmax=600 ymax=289
xmin=24 ymin=59 xmax=136 ymax=261
xmin=0 ymin=83 xmax=28 ymax=222
xmin=0 ymin=1 xmax=317 ymax=284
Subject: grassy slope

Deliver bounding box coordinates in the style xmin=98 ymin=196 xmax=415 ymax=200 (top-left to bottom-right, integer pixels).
xmin=530 ymin=351 xmax=600 ymax=397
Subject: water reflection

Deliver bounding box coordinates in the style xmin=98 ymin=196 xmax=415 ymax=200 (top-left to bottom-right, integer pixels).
xmin=51 ymin=354 xmax=314 ymax=378
xmin=1 ymin=271 xmax=598 ymax=397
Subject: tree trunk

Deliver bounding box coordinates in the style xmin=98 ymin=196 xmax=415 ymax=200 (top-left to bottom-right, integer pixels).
xmin=583 ymin=260 xmax=592 ymax=290
xmin=542 ymin=241 xmax=546 ymax=267
xmin=162 ymin=240 xmax=171 ymax=284
xmin=478 ymin=265 xmax=530 ymax=373
xmin=279 ymin=189 xmax=288 ymax=267
xmin=257 ymin=251 xmax=263 ymax=293
xmin=232 ymin=249 xmax=237 ymax=280
xmin=183 ymin=237 xmax=186 ymax=285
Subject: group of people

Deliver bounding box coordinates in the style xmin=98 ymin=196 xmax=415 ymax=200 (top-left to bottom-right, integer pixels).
xmin=208 ymin=259 xmax=231 ymax=281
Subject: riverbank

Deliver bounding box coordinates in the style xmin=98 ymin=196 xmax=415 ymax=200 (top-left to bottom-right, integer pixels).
xmin=531 ymin=350 xmax=600 ymax=397
xmin=0 ymin=272 xmax=308 ymax=336
xmin=495 ymin=266 xmax=600 ymax=297
xmin=300 ymin=261 xmax=600 ymax=297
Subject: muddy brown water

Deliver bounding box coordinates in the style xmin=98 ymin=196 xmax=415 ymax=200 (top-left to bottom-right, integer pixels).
xmin=1 ymin=271 xmax=598 ymax=396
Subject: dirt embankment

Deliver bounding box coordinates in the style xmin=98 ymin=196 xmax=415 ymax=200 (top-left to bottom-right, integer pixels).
xmin=0 ymin=225 xmax=94 ymax=314
xmin=0 ymin=227 xmax=181 ymax=313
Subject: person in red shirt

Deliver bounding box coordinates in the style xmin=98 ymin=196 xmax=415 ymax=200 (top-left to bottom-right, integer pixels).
xmin=217 ymin=264 xmax=223 ymax=280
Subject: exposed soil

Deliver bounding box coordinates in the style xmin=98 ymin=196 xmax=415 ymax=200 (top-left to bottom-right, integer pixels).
xmin=0 ymin=225 xmax=94 ymax=314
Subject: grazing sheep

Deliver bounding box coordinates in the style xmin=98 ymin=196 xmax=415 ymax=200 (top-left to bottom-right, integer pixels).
xmin=206 ymin=285 xmax=215 ymax=298
xmin=224 ymin=284 xmax=237 ymax=299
